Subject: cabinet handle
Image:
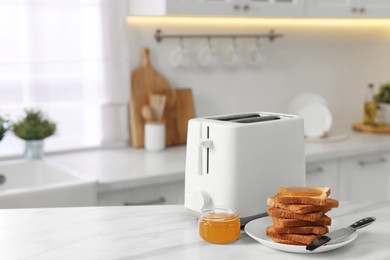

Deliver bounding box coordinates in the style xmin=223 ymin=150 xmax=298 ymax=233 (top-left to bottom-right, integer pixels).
xmin=306 ymin=167 xmax=324 ymax=174
xmin=358 ymin=157 xmax=387 ymax=166
xmin=243 ymin=4 xmax=250 ymax=11
xmin=351 ymin=7 xmax=358 ymax=13
xmin=233 ymin=4 xmax=240 ymax=11
xmin=359 ymin=7 xmax=366 ymax=13
xmin=123 ymin=197 xmax=166 ymax=206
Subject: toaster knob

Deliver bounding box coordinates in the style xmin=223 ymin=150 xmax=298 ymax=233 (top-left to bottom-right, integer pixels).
xmin=192 ymin=190 xmax=213 ymax=210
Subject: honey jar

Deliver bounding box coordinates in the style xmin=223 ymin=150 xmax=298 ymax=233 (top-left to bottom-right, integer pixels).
xmin=198 ymin=207 xmax=240 ymax=244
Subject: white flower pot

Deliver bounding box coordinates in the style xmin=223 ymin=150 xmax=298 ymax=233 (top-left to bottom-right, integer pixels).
xmin=378 ymin=102 xmax=390 ymax=125
xmin=24 ymin=140 xmax=44 ymax=160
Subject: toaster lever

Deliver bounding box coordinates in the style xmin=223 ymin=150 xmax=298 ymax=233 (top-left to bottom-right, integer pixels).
xmin=199 ymin=140 xmax=213 ymax=148
xmin=198 ymin=140 xmax=213 ymax=175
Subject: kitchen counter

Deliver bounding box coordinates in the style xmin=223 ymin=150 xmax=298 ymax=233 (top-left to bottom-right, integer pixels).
xmin=44 ymin=126 xmax=390 ymax=193
xmin=0 ymin=201 xmax=389 ymax=259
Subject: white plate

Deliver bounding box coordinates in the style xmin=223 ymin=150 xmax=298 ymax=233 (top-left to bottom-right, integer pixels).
xmin=288 ymin=93 xmax=328 ymax=116
xmin=288 ymin=93 xmax=333 ymax=138
xmin=297 ymin=102 xmax=333 ymax=138
xmin=244 ymin=217 xmax=358 ymax=254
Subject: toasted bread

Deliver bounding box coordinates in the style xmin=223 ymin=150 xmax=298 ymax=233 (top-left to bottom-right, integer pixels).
xmin=269 ymin=237 xmax=306 ymax=246
xmin=268 ymin=207 xmax=326 ymax=222
xmin=272 ymin=215 xmax=332 ymax=228
xmin=266 ymin=226 xmax=319 ymax=245
xmin=272 ymin=186 xmax=330 ymax=206
xmin=267 ymin=197 xmax=339 ymax=214
xmin=272 ymin=225 xmax=328 ymax=235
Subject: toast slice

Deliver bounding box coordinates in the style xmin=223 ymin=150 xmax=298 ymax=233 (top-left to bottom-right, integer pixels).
xmin=269 ymin=237 xmax=306 ymax=246
xmin=267 ymin=197 xmax=339 ymax=214
xmin=266 ymin=226 xmax=319 ymax=245
xmin=268 ymin=207 xmax=326 ymax=222
xmin=272 ymin=225 xmax=329 ymax=235
xmin=272 ymin=186 xmax=330 ymax=206
xmin=272 ymin=215 xmax=332 ymax=228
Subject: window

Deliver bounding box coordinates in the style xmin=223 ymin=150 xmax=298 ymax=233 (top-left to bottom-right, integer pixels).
xmin=0 ymin=0 xmax=129 ymax=156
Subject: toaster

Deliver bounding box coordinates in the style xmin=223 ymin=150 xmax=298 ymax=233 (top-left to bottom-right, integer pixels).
xmin=184 ymin=112 xmax=306 ymax=224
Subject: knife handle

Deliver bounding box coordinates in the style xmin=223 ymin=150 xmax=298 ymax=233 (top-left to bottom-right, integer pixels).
xmin=349 ymin=217 xmax=376 ymax=230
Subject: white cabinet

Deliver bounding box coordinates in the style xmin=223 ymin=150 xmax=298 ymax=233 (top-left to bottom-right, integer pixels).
xmin=306 ymin=0 xmax=390 ymax=18
xmin=128 ymin=0 xmax=305 ymax=17
xmin=338 ymin=152 xmax=390 ymax=201
xmin=306 ymin=160 xmax=339 ymax=199
xmin=98 ymin=180 xmax=185 ymax=206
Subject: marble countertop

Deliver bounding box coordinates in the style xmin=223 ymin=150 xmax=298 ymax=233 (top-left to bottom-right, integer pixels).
xmin=0 ymin=201 xmax=389 ymax=260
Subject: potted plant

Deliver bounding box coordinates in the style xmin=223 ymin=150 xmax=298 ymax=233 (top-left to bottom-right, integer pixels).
xmin=12 ymin=109 xmax=56 ymax=159
xmin=0 ymin=116 xmax=9 ymax=142
xmin=374 ymin=83 xmax=390 ymax=125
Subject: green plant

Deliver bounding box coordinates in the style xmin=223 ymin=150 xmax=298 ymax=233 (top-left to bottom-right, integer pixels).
xmin=374 ymin=83 xmax=390 ymax=104
xmin=0 ymin=116 xmax=9 ymax=142
xmin=13 ymin=109 xmax=56 ymax=140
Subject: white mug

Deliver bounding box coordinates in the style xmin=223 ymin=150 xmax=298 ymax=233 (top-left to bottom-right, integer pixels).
xmin=170 ymin=46 xmax=191 ymax=68
xmin=197 ymin=46 xmax=217 ymax=68
xmin=144 ymin=122 xmax=166 ymax=152
xmin=246 ymin=46 xmax=266 ymax=67
xmin=223 ymin=45 xmax=240 ymax=68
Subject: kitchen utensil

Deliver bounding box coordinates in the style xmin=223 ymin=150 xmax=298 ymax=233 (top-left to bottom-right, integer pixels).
xmin=141 ymin=105 xmax=155 ymax=122
xmin=245 ymin=217 xmax=358 ymax=253
xmin=184 ymin=112 xmax=305 ymax=225
xmin=175 ymin=88 xmax=196 ymax=144
xmin=150 ymin=94 xmax=167 ymax=122
xmin=130 ymin=47 xmax=176 ymax=147
xmin=306 ymin=217 xmax=376 ymax=251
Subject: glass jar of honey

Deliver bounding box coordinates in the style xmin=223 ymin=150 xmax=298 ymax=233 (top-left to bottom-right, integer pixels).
xmin=198 ymin=207 xmax=240 ymax=244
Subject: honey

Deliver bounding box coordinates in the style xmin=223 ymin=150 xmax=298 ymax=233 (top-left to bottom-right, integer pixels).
xmin=278 ymin=187 xmax=323 ymax=197
xmin=199 ymin=207 xmax=240 ymax=244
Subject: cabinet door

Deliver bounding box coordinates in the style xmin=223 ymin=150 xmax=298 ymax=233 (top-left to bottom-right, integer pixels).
xmin=247 ymin=0 xmax=305 ymax=17
xmin=166 ymin=0 xmax=242 ymax=16
xmin=97 ymin=180 xmax=185 ymax=206
xmin=167 ymin=0 xmax=305 ymax=17
xmin=338 ymin=152 xmax=390 ymax=200
xmin=306 ymin=160 xmax=339 ymax=199
xmin=362 ymin=0 xmax=390 ymax=17
xmin=307 ymin=0 xmax=390 ymax=18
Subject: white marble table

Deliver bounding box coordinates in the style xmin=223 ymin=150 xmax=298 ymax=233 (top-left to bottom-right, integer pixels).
xmin=0 ymin=201 xmax=389 ymax=260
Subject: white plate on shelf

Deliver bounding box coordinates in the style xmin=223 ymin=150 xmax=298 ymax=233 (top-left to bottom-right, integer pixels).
xmin=244 ymin=217 xmax=358 ymax=254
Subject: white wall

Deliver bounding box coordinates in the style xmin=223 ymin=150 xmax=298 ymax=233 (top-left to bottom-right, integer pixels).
xmin=127 ymin=19 xmax=390 ymax=129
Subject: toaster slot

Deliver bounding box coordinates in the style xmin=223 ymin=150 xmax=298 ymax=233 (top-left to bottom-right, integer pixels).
xmin=213 ymin=113 xmax=260 ymax=121
xmin=231 ymin=115 xmax=280 ymax=123
xmin=206 ymin=126 xmax=209 ymax=174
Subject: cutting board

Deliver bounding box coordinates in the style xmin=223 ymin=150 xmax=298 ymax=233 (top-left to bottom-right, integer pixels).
xmin=175 ymin=88 xmax=196 ymax=144
xmin=352 ymin=122 xmax=390 ymax=134
xmin=130 ymin=48 xmax=196 ymax=147
xmin=130 ymin=47 xmax=176 ymax=147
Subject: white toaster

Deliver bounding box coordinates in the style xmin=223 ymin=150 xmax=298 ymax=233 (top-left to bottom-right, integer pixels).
xmin=184 ymin=112 xmax=306 ymax=224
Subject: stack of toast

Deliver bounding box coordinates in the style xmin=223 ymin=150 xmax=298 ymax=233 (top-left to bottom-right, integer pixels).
xmin=266 ymin=186 xmax=339 ymax=245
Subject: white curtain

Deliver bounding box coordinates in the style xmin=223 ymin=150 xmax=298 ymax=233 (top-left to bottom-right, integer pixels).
xmin=0 ymin=0 xmax=129 ymax=155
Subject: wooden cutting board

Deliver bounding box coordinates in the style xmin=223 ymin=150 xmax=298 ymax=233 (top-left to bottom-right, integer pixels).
xmin=130 ymin=48 xmax=196 ymax=147
xmin=130 ymin=47 xmax=177 ymax=147
xmin=352 ymin=122 xmax=390 ymax=134
xmin=175 ymin=88 xmax=196 ymax=144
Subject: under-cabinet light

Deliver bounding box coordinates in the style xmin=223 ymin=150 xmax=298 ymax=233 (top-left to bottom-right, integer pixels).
xmin=126 ymin=16 xmax=390 ymax=27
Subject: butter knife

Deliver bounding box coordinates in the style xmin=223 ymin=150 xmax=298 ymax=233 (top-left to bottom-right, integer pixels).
xmin=306 ymin=216 xmax=376 ymax=251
